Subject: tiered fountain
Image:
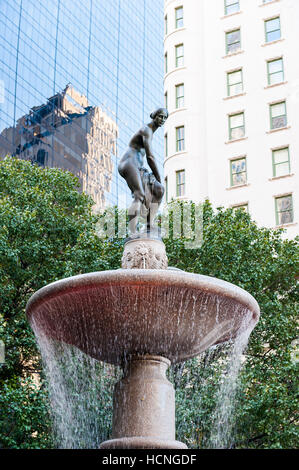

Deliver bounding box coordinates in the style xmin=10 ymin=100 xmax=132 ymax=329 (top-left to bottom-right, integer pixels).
xmin=26 ymin=108 xmax=260 ymax=449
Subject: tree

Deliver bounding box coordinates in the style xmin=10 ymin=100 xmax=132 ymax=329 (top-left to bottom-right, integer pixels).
xmin=0 ymin=157 xmax=121 ymax=448
xmin=163 ymin=200 xmax=299 ymax=449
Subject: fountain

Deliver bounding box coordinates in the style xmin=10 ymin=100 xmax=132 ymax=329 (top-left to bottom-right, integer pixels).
xmin=26 ymin=108 xmax=260 ymax=449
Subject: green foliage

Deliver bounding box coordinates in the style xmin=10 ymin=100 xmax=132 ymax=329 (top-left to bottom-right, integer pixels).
xmin=0 ymin=159 xmax=298 ymax=449
xmin=163 ymin=200 xmax=299 ymax=449
xmin=0 ymin=376 xmax=52 ymax=448
xmin=0 ymin=157 xmax=115 ymax=448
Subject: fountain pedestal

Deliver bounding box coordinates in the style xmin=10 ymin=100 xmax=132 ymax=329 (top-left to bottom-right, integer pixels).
xmin=100 ymin=355 xmax=187 ymax=449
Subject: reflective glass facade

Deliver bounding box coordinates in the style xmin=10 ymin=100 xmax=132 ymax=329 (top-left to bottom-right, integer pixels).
xmin=0 ymin=0 xmax=164 ymax=210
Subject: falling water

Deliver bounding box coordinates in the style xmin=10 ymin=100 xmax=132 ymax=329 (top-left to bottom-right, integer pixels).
xmin=208 ymin=312 xmax=253 ymax=449
xmin=31 ymin=320 xmax=121 ymax=449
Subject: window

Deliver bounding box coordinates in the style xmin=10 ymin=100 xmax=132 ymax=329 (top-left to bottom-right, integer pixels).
xmin=175 ymin=7 xmax=183 ymax=28
xmin=164 ymin=91 xmax=168 ymax=110
xmin=265 ymin=17 xmax=281 ymax=43
xmin=165 ymin=176 xmax=168 ymax=202
xmin=164 ymin=133 xmax=168 ymax=158
xmin=270 ymin=101 xmax=287 ymax=129
xmin=227 ymin=69 xmax=243 ymax=96
xmin=165 ymin=15 xmax=168 ymax=35
xmin=225 ymin=0 xmax=240 ymax=15
xmin=229 ymin=112 xmax=245 ymax=140
xmin=272 ymin=147 xmax=290 ymax=177
xmin=267 ymin=58 xmax=284 ymax=85
xmin=176 ymin=126 xmax=185 ymax=152
xmin=175 ymin=44 xmax=184 ymax=67
xmin=230 ymin=157 xmax=247 ymax=186
xmin=232 ymin=203 xmax=248 ymax=212
xmin=176 ymin=84 xmax=184 ymax=108
xmin=176 ymin=170 xmax=185 ymax=197
xmin=226 ymin=29 xmax=241 ymax=54
xmin=275 ymin=195 xmax=293 ymax=225
xmin=164 ymin=52 xmax=168 ymax=74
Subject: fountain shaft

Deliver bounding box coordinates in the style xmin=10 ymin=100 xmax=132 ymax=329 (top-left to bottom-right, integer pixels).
xmin=100 ymin=355 xmax=187 ymax=449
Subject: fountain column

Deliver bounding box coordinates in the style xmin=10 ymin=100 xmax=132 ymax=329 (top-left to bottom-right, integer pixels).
xmin=100 ymin=355 xmax=187 ymax=449
xmin=99 ymin=238 xmax=187 ymax=449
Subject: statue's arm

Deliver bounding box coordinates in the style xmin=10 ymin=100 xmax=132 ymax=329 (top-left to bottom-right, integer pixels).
xmin=142 ymin=128 xmax=161 ymax=183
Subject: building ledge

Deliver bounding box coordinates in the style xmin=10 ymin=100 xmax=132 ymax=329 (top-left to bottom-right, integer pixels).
xmin=164 ymin=27 xmax=186 ymax=43
xmin=222 ymin=50 xmax=244 ymax=59
xmin=259 ymin=0 xmax=281 ymax=6
xmin=223 ymin=92 xmax=246 ymax=101
xmin=274 ymin=191 xmax=293 ymax=198
xmin=276 ymin=222 xmax=297 ymax=229
xmin=230 ymin=201 xmax=249 ymax=209
xmin=225 ymin=136 xmax=248 ymax=144
xmin=269 ymin=173 xmax=294 ymax=181
xmin=164 ymin=151 xmax=188 ymax=165
xmin=168 ymin=107 xmax=187 ymax=117
xmin=220 ymin=11 xmax=243 ymax=20
xmin=226 ymin=183 xmax=250 ymax=191
xmin=264 ymin=81 xmax=288 ymax=90
xmin=261 ymin=38 xmax=285 ymax=48
xmin=266 ymin=125 xmax=291 ymax=134
xmin=164 ymin=66 xmax=186 ymax=82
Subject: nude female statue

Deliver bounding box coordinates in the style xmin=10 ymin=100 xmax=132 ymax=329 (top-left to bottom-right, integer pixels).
xmin=118 ymin=108 xmax=168 ymax=236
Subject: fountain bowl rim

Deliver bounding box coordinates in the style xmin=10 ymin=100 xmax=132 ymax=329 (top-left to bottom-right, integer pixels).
xmin=26 ymin=268 xmax=260 ymax=321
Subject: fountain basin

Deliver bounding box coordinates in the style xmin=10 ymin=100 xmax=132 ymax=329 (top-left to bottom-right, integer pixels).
xmin=26 ymin=269 xmax=259 ymax=365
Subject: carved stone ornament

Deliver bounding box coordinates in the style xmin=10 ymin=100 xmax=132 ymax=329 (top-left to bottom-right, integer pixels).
xmin=121 ymin=238 xmax=168 ymax=270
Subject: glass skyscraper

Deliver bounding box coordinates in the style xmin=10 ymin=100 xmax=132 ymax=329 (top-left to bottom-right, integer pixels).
xmin=0 ymin=0 xmax=164 ymax=210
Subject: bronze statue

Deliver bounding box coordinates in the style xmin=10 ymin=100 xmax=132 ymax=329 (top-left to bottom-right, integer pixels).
xmin=118 ymin=107 xmax=168 ymax=237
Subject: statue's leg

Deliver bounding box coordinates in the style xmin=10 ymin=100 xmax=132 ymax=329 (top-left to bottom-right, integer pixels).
xmin=120 ymin=164 xmax=146 ymax=235
xmin=129 ymin=195 xmax=144 ymax=235
xmin=148 ymin=181 xmax=164 ymax=230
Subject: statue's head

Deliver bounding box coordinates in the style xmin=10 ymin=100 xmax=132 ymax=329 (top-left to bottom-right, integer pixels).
xmin=150 ymin=108 xmax=168 ymax=127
